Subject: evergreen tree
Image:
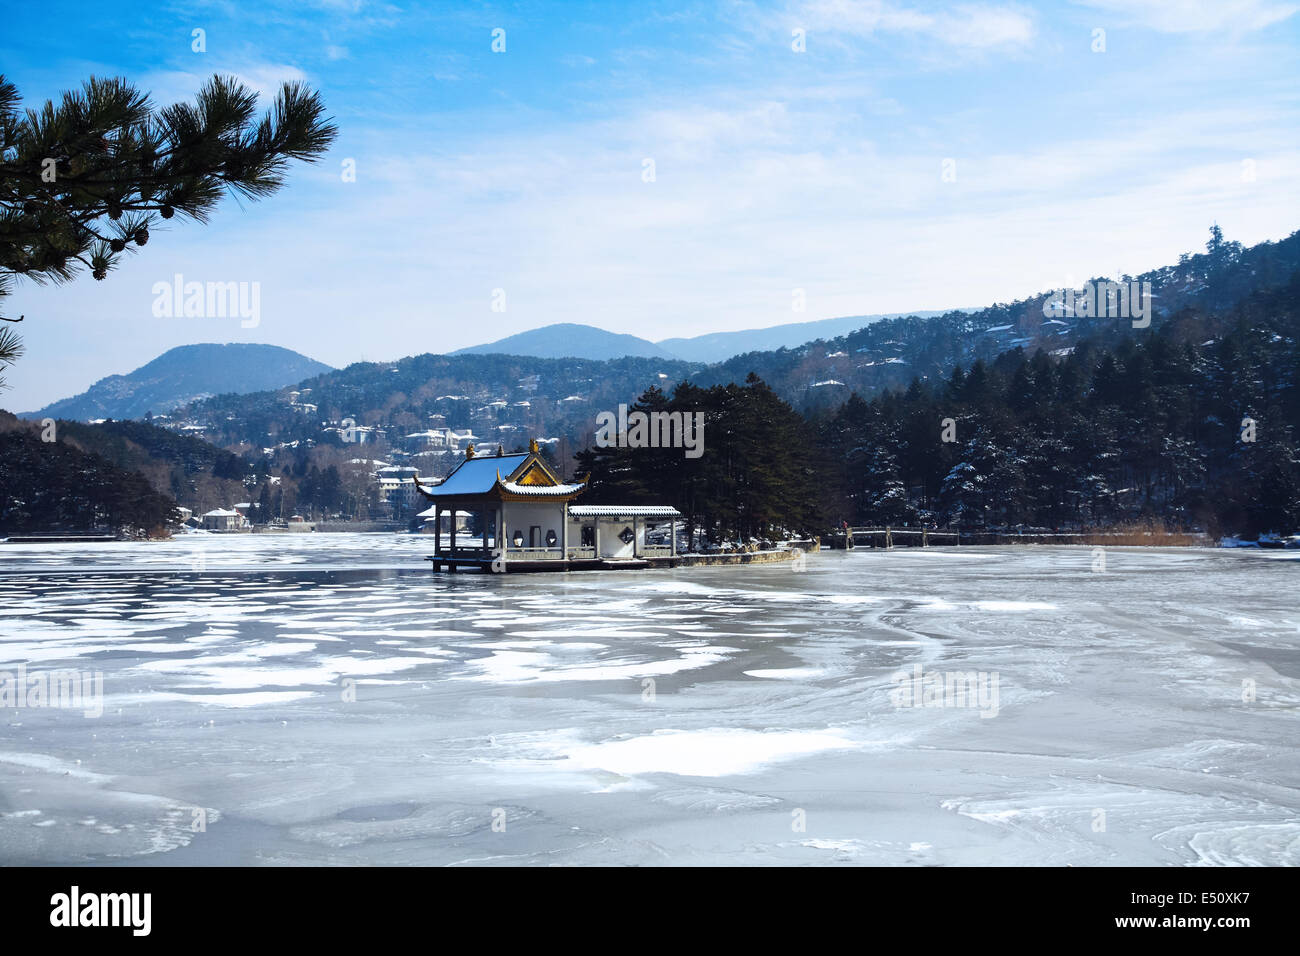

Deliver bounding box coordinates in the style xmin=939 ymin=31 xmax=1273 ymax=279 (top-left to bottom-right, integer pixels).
xmin=0 ymin=72 xmax=336 ymax=383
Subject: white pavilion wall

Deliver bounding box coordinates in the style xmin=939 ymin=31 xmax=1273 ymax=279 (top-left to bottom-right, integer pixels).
xmin=501 ymin=501 xmax=565 ymax=549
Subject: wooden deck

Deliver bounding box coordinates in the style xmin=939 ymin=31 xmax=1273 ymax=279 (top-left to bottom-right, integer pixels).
xmin=426 ymin=555 xmax=650 ymax=573
xmin=425 ymin=547 xmax=808 ymax=573
xmin=827 ymin=527 xmax=960 ymax=549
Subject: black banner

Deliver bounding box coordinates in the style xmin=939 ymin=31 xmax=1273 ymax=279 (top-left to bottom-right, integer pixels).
xmin=1 ymin=865 xmax=1288 ymax=942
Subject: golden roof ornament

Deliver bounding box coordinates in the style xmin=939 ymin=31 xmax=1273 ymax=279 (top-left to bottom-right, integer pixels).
xmin=466 ymin=443 xmax=475 ymax=459
xmin=529 ymin=437 xmax=539 ymax=454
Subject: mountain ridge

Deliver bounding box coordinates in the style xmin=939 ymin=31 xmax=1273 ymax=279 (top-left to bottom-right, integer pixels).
xmin=21 ymin=343 xmax=333 ymax=422
xmin=452 ymin=323 xmax=678 ymax=360
xmin=448 ymin=311 xmax=960 ymax=364
xmin=657 ymin=310 xmax=953 ymax=362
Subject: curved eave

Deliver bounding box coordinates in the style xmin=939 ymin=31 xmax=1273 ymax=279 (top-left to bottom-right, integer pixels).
xmin=416 ymin=479 xmax=588 ymax=504
xmin=495 ymin=478 xmax=587 ymax=502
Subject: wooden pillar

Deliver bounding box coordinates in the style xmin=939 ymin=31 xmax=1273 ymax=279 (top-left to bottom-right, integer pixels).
xmin=561 ymin=504 xmax=568 ymax=559
xmin=434 ymin=505 xmax=441 ymax=556
xmin=497 ymin=503 xmax=507 ymax=572
xmin=446 ymin=507 xmax=456 ymax=572
xmin=671 ymin=518 xmax=677 ymax=557
xmin=633 ymin=517 xmax=639 ymax=558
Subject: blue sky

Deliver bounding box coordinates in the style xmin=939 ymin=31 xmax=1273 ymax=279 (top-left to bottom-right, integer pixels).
xmin=3 ymin=0 xmax=1299 ymax=410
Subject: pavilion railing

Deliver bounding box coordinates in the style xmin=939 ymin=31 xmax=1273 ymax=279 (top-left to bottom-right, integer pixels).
xmin=506 ymin=546 xmax=565 ymax=560
xmin=438 ymin=546 xmax=490 ymax=556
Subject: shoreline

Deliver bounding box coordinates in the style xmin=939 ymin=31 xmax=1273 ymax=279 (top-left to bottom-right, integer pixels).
xmin=3 ymin=529 xmax=1296 ymax=551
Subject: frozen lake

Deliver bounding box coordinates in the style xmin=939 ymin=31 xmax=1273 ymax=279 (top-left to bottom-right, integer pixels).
xmin=1 ymin=534 xmax=1296 ymax=866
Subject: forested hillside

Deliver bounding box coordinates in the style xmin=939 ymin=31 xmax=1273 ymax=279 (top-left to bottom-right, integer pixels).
xmin=581 ymin=264 xmax=1299 ymax=541
xmin=693 ymin=228 xmax=1300 ymax=407
xmin=809 ymin=270 xmax=1300 ymax=537
xmin=182 ymin=352 xmax=699 ymax=450
xmin=53 ymin=418 xmax=254 ymax=514
xmin=0 ymin=417 xmax=179 ymax=536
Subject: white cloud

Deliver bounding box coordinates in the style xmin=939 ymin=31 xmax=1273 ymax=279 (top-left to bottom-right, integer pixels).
xmin=233 ymin=93 xmax=1298 ymax=361
xmin=787 ymin=0 xmax=1037 ymax=50
xmin=139 ymin=63 xmax=309 ymax=106
xmin=1073 ymin=0 xmax=1299 ymax=33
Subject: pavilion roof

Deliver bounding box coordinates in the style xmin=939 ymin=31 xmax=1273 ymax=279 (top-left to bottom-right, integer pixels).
xmin=417 ymin=453 xmax=528 ymax=497
xmin=416 ymin=450 xmax=586 ymax=502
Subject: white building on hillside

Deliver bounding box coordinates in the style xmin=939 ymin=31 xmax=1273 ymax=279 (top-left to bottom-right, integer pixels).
xmin=201 ymin=508 xmax=245 ymax=532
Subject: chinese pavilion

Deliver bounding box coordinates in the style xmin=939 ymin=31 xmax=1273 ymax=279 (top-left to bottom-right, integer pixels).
xmin=417 ymin=439 xmax=681 ymax=572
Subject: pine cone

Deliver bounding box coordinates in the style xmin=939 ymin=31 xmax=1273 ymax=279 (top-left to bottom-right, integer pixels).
xmin=109 ymin=238 xmax=126 ymax=252
xmin=160 ymin=205 xmax=174 ymax=219
xmin=134 ymin=228 xmax=149 ymax=246
xmin=93 ymin=266 xmax=107 ymax=280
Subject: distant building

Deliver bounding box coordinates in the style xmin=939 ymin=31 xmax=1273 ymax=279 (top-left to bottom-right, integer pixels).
xmin=375 ymin=465 xmax=426 ymax=518
xmin=323 ymin=422 xmax=375 ymax=444
xmin=201 ymin=508 xmax=243 ymax=532
xmin=404 ymin=427 xmax=475 ymax=453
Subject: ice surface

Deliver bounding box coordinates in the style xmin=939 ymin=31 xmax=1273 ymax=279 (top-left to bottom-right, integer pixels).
xmin=0 ymin=535 xmax=1297 ymax=865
